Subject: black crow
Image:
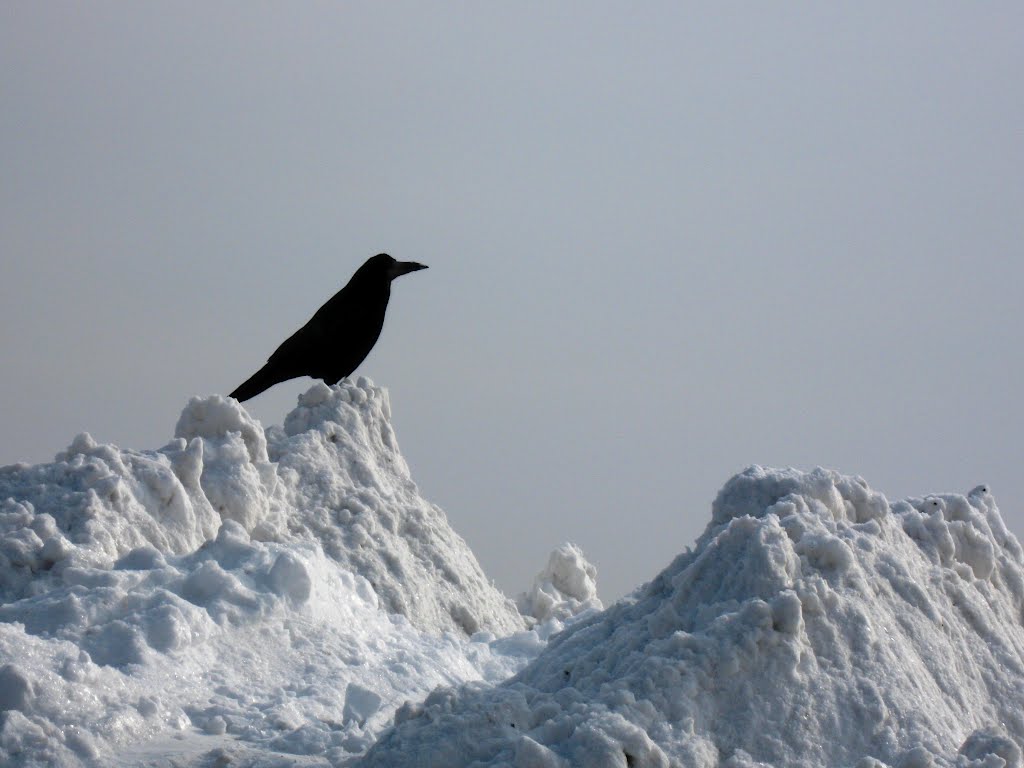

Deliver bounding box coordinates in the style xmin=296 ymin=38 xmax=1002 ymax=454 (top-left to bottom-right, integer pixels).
xmin=229 ymin=254 xmax=427 ymax=402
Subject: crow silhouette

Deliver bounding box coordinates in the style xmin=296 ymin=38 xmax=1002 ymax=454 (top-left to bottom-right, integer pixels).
xmin=230 ymin=254 xmax=427 ymax=402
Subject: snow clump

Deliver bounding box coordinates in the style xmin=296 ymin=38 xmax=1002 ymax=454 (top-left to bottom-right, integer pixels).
xmin=517 ymin=542 xmax=603 ymax=623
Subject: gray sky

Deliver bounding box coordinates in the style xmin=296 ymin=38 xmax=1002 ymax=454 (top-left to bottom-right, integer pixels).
xmin=3 ymin=3 xmax=1022 ymax=601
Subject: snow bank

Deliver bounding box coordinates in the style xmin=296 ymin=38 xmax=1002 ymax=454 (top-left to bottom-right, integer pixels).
xmin=361 ymin=466 xmax=1024 ymax=768
xmin=0 ymin=379 xmax=529 ymax=766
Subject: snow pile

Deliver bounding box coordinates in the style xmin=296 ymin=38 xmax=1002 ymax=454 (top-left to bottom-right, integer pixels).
xmin=5 ymin=379 xmax=1024 ymax=768
xmin=0 ymin=378 xmax=521 ymax=636
xmin=517 ymin=543 xmax=603 ymax=623
xmin=0 ymin=379 xmax=531 ymax=766
xmin=361 ymin=466 xmax=1024 ymax=768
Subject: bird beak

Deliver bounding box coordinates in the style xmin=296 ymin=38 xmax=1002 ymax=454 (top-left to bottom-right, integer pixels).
xmin=390 ymin=261 xmax=428 ymax=279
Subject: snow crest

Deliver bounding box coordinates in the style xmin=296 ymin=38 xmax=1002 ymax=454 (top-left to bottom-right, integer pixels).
xmin=517 ymin=543 xmax=603 ymax=623
xmin=266 ymin=379 xmax=522 ymax=636
xmin=361 ymin=466 xmax=1024 ymax=768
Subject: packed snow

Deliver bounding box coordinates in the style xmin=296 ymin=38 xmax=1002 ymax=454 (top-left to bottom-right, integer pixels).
xmin=1 ymin=381 xmax=1022 ymax=767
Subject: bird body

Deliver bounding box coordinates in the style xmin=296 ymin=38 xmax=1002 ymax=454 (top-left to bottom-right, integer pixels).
xmin=230 ymin=254 xmax=427 ymax=402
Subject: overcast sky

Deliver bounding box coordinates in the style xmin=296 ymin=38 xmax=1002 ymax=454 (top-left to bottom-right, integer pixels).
xmin=2 ymin=3 xmax=1022 ymax=600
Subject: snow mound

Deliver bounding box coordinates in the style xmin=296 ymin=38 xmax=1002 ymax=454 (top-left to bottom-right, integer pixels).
xmin=361 ymin=466 xmax=1024 ymax=768
xmin=0 ymin=379 xmax=529 ymax=766
xmin=0 ymin=378 xmax=521 ymax=637
xmin=517 ymin=543 xmax=603 ymax=623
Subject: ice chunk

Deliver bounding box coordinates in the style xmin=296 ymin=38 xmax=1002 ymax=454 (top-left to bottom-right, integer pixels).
xmin=343 ymin=682 xmax=383 ymax=726
xmin=960 ymin=730 xmax=1022 ymax=767
xmin=268 ymin=551 xmax=312 ymax=602
xmin=0 ymin=665 xmax=34 ymax=712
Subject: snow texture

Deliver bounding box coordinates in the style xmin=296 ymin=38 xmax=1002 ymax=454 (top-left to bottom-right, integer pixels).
xmin=0 ymin=379 xmax=532 ymax=766
xmin=0 ymin=378 xmax=521 ymax=636
xmin=517 ymin=543 xmax=603 ymax=624
xmin=362 ymin=466 xmax=1024 ymax=768
xmin=3 ymin=380 xmax=1024 ymax=768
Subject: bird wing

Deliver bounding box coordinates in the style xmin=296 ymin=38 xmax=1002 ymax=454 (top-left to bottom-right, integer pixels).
xmin=264 ymin=319 xmax=329 ymax=379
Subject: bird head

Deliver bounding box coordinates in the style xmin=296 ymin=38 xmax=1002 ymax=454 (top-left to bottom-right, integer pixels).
xmin=362 ymin=253 xmax=429 ymax=282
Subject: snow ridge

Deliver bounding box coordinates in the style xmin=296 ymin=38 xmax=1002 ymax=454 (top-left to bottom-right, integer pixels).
xmin=361 ymin=466 xmax=1024 ymax=768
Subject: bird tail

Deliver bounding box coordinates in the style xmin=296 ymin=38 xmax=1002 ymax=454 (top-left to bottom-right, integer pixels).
xmin=229 ymin=363 xmax=281 ymax=403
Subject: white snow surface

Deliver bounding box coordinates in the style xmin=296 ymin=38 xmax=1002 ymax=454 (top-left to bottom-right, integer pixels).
xmin=0 ymin=379 xmax=569 ymax=767
xmin=361 ymin=467 xmax=1024 ymax=768
xmin=2 ymin=382 xmax=1024 ymax=768
xmin=517 ymin=543 xmax=603 ymax=624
